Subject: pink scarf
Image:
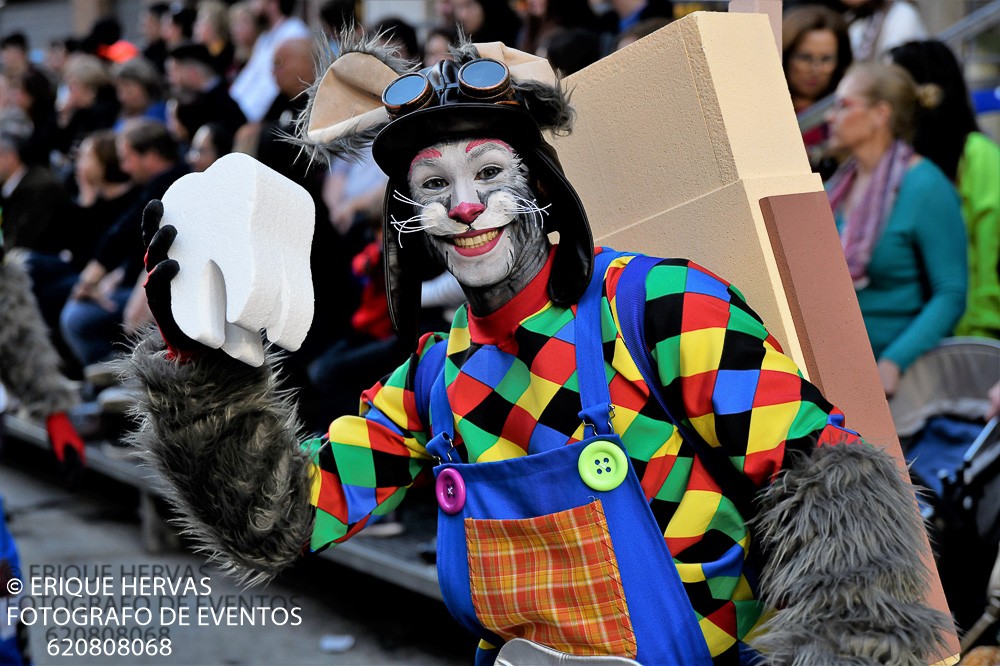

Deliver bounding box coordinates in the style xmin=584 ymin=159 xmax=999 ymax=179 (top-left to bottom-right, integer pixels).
xmin=827 ymin=140 xmax=914 ymax=289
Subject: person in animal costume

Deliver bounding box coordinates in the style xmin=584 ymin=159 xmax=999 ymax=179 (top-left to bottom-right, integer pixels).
xmin=0 ymin=244 xmax=86 ymax=474
xmin=125 ymin=34 xmax=949 ymax=664
xmin=0 ymin=237 xmax=86 ymax=666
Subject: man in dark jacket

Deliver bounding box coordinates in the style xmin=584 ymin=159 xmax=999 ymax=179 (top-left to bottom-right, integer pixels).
xmin=0 ymin=114 xmax=70 ymax=255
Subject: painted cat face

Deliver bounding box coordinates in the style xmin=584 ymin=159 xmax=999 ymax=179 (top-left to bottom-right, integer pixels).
xmin=400 ymin=138 xmax=550 ymax=299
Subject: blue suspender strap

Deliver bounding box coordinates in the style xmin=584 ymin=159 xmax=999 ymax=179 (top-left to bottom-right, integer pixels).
xmin=575 ymin=249 xmax=623 ymax=437
xmin=414 ymin=338 xmax=447 ymax=426
xmin=415 ymin=338 xmax=461 ymax=463
xmin=616 ymin=255 xmax=758 ymax=521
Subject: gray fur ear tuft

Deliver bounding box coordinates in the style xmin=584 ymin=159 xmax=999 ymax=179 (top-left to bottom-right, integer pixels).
xmin=517 ymin=78 xmax=574 ymax=135
xmin=288 ymin=27 xmax=419 ymax=166
xmin=449 ymin=36 xmax=480 ymax=64
xmin=336 ymin=25 xmax=421 ymax=79
xmin=284 ymin=118 xmax=383 ymax=168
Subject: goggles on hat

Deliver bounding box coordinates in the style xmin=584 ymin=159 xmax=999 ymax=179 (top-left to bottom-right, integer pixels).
xmin=381 ymin=58 xmax=516 ymax=119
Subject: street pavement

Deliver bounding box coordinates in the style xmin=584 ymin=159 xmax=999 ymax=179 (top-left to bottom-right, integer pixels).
xmin=1 ymin=444 xmax=470 ymax=666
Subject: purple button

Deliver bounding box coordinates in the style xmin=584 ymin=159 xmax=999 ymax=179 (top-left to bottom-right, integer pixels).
xmin=436 ymin=468 xmax=466 ymax=515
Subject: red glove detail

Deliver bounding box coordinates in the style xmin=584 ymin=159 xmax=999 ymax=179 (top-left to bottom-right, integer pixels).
xmin=46 ymin=412 xmax=86 ymax=466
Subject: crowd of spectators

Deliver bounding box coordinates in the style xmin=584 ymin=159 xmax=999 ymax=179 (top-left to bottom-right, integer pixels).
xmin=780 ymin=1 xmax=998 ymax=396
xmin=0 ymin=0 xmax=995 ymax=508
xmin=0 ymin=0 xmax=388 ymax=434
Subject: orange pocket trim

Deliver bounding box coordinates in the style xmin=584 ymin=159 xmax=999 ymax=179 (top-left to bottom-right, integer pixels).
xmin=465 ymin=500 xmax=636 ymax=658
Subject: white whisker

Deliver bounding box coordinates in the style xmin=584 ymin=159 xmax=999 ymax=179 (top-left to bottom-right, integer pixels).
xmin=390 ymin=215 xmax=433 ymax=233
xmin=390 ymin=213 xmax=434 ymax=247
xmin=510 ymin=194 xmax=551 ymax=217
xmin=510 ymin=206 xmax=551 ymax=215
xmin=506 ymin=193 xmax=551 ymax=230
xmin=392 ymin=189 xmax=429 ymax=208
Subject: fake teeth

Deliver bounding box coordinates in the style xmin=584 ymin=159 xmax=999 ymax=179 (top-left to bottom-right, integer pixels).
xmin=452 ymin=229 xmax=500 ymax=248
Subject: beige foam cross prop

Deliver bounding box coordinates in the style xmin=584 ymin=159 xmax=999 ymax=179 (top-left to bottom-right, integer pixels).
xmin=551 ymin=9 xmax=959 ymax=664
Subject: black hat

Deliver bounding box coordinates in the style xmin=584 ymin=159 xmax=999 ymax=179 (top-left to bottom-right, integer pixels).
xmin=295 ymin=35 xmax=593 ymax=347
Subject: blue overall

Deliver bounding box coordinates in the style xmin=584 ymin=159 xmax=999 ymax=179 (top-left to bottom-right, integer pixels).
xmin=425 ymin=250 xmax=714 ymax=665
xmin=0 ymin=496 xmax=26 ymax=666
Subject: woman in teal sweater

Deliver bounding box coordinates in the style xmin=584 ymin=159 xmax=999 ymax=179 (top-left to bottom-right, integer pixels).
xmin=825 ymin=61 xmax=967 ymax=395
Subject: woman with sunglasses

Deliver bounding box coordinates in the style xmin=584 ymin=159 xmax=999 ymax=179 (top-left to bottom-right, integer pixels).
xmin=825 ymin=61 xmax=967 ymax=397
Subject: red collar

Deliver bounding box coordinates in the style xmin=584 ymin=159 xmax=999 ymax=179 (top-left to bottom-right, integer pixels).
xmin=467 ymin=247 xmax=557 ymax=346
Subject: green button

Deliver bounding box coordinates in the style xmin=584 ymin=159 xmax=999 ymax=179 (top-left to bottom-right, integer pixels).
xmin=578 ymin=440 xmax=628 ymax=492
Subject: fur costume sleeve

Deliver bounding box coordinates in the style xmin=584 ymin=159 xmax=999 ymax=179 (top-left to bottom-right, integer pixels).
xmin=0 ymin=253 xmax=78 ymax=417
xmin=752 ymin=439 xmax=951 ymax=664
xmin=122 ymin=327 xmax=314 ymax=585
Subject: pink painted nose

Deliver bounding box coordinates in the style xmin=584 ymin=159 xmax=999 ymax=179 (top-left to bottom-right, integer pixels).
xmin=449 ymin=202 xmax=485 ymax=225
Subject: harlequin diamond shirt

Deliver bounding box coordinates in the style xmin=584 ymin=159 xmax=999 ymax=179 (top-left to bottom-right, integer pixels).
xmin=304 ymin=248 xmax=859 ymax=663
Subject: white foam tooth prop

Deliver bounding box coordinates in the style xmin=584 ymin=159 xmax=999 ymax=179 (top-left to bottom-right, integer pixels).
xmin=197 ymin=259 xmax=228 ymax=348
xmin=254 ymin=171 xmax=314 ymax=351
xmin=221 ymin=323 xmax=265 ymax=367
xmin=160 ymin=153 xmax=315 ymax=367
xmin=267 ymin=236 xmax=314 ymax=350
xmin=284 ymin=199 xmax=315 ymax=343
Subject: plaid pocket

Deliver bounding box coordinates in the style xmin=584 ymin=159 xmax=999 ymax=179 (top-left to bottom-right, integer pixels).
xmin=465 ymin=500 xmax=636 ymax=658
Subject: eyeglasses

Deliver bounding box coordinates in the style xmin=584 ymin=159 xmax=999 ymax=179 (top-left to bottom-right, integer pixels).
xmin=790 ymin=53 xmax=837 ymax=70
xmin=382 ymin=58 xmax=514 ymax=119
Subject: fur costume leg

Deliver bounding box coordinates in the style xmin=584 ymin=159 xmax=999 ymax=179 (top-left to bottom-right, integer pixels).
xmin=0 ymin=252 xmax=78 ymax=417
xmin=122 ymin=328 xmax=314 ymax=585
xmin=753 ymin=441 xmax=951 ymax=664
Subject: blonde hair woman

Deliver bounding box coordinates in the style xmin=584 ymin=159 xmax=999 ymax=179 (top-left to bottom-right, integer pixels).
xmin=825 ymin=61 xmax=967 ymax=395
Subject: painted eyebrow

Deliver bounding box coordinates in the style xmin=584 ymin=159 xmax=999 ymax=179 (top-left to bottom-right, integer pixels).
xmin=466 ymin=141 xmax=512 ymax=162
xmin=413 ymin=147 xmax=442 ymax=162
xmin=408 ymin=147 xmax=444 ymax=177
xmin=466 ymin=138 xmax=513 ymax=153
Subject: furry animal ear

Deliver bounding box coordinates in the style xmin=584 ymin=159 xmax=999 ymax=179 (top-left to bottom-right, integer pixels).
xmin=472 ymin=42 xmax=574 ymax=135
xmin=292 ymin=30 xmax=418 ymax=165
xmin=303 ymin=52 xmax=397 ymax=144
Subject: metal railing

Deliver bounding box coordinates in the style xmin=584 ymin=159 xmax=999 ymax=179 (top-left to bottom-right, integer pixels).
xmin=938 ymin=0 xmax=1000 ymax=46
